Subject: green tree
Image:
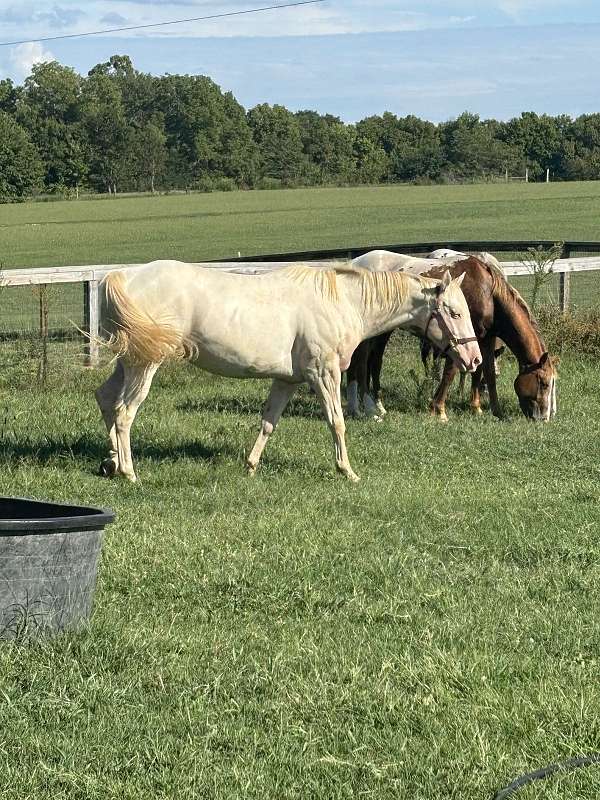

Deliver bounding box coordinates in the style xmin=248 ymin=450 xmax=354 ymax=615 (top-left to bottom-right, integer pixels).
xmin=130 ymin=117 xmax=168 ymax=192
xmin=0 ymin=111 xmax=43 ymax=200
xmin=502 ymin=112 xmax=569 ymax=178
xmin=81 ymin=70 xmax=130 ymax=193
xmin=248 ymin=103 xmax=307 ymax=185
xmin=296 ymin=111 xmax=356 ymax=184
xmin=441 ymin=113 xmax=522 ymax=180
xmin=156 ymin=74 xmax=258 ymax=188
xmin=0 ymin=78 xmax=18 ymax=114
xmin=18 ymin=61 xmax=87 ymax=192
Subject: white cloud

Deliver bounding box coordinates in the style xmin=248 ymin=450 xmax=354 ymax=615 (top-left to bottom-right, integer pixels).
xmin=9 ymin=42 xmax=56 ymax=79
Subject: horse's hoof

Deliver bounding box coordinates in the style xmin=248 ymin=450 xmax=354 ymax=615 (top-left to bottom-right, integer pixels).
xmin=430 ymin=409 xmax=448 ymax=423
xmin=471 ymin=406 xmax=483 ymax=416
xmin=246 ymin=463 xmax=257 ymax=477
xmin=347 ymin=471 xmax=360 ymax=483
xmin=375 ymin=402 xmax=387 ymax=417
xmin=99 ymin=459 xmax=117 ymax=478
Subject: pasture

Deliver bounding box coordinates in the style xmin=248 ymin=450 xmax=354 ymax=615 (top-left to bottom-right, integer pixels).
xmin=2 ymin=183 xmax=600 ymax=798
xmin=3 ymin=181 xmax=600 ymax=271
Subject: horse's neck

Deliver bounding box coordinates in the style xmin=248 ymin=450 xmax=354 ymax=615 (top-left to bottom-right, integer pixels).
xmin=494 ymin=294 xmax=545 ymax=366
xmin=340 ymin=274 xmax=428 ymax=338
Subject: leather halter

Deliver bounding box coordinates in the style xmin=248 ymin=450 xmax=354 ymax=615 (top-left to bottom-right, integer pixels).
xmin=423 ymin=306 xmax=478 ymax=356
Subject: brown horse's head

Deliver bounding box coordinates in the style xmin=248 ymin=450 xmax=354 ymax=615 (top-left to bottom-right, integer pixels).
xmin=514 ymin=352 xmax=558 ymax=421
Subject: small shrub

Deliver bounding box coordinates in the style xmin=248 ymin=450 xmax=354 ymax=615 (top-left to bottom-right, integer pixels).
xmin=537 ymin=304 xmax=600 ymax=357
xmin=212 ymin=177 xmax=237 ymax=192
xmin=190 ymin=177 xmax=214 ymax=193
xmin=256 ymin=177 xmax=282 ymax=190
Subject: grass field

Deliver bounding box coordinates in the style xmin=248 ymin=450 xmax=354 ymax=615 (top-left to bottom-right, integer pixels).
xmin=3 ymin=181 xmax=600 ymax=337
xmin=2 ymin=183 xmax=600 ymax=798
xmin=2 ymin=346 xmax=600 ymax=799
xmin=2 ymin=181 xmax=600 ymax=270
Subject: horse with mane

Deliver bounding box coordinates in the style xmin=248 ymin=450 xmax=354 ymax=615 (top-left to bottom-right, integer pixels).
xmin=95 ymin=260 xmax=481 ymax=483
xmin=347 ymin=252 xmax=557 ymax=422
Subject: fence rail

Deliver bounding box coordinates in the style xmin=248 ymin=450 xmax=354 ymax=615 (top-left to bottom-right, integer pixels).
xmin=3 ymin=240 xmax=600 ymax=366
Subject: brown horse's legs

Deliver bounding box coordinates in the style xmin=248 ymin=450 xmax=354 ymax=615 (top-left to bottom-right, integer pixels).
xmin=470 ymin=365 xmax=484 ymax=415
xmin=347 ymin=340 xmax=369 ymax=417
xmin=247 ymin=379 xmax=297 ymax=474
xmin=367 ymin=331 xmax=392 ymax=417
xmin=481 ymin=339 xmax=502 ymax=418
xmin=431 ymin=358 xmax=458 ymax=422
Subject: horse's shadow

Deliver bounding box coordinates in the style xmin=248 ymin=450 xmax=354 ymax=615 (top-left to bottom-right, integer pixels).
xmin=177 ymin=393 xmax=325 ymax=420
xmin=0 ymin=434 xmax=234 ymax=467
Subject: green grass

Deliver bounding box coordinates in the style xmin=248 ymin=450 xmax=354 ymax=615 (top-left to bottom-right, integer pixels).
xmin=2 ymin=183 xmax=600 ymax=798
xmin=1 ymin=342 xmax=600 ymax=799
xmin=3 ymin=180 xmax=600 ymax=336
xmin=2 ymin=181 xmax=600 ymax=270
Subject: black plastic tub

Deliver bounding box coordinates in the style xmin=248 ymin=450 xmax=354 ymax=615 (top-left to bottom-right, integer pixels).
xmin=0 ymin=497 xmax=115 ymax=639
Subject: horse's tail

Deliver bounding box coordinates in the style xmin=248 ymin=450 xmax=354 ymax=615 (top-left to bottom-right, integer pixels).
xmin=100 ymin=270 xmax=191 ymax=364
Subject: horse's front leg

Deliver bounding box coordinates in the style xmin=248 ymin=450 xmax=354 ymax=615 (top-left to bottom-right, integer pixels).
xmin=368 ymin=331 xmax=393 ymax=418
xmin=431 ymin=358 xmax=458 ymax=422
xmin=246 ymin=379 xmax=297 ymax=475
xmin=481 ymin=338 xmax=502 ymax=418
xmin=469 ymin=364 xmax=484 ymax=415
xmin=309 ymin=361 xmax=359 ymax=482
xmin=346 ymin=340 xmax=368 ymax=418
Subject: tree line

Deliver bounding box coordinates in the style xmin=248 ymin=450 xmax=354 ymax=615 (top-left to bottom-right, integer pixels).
xmin=1 ymin=54 xmax=599 ymax=201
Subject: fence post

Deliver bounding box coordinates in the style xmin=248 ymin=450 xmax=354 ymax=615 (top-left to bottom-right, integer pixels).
xmin=559 ymin=271 xmax=571 ymax=313
xmin=83 ymin=279 xmax=99 ymax=367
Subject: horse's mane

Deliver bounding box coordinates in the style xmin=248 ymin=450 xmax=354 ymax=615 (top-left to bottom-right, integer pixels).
xmin=476 ymin=258 xmax=543 ymax=338
xmin=284 ymin=263 xmax=425 ymax=310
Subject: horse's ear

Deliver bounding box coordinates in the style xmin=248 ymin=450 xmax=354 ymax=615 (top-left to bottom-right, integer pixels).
xmin=453 ymin=271 xmax=466 ymax=288
xmin=539 ymin=352 xmax=549 ymax=367
xmin=436 ymin=270 xmax=452 ymax=295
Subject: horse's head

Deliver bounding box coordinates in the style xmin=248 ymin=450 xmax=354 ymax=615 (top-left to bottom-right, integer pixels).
xmin=425 ymin=270 xmax=482 ymax=373
xmin=514 ymin=352 xmax=558 ymax=421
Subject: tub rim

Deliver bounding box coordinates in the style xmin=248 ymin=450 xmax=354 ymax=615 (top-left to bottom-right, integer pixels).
xmin=0 ymin=496 xmax=115 ymax=535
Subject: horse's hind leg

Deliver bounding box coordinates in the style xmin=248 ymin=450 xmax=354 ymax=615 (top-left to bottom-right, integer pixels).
xmin=246 ymin=379 xmax=297 ymax=475
xmin=95 ymin=359 xmax=125 ymax=477
xmin=96 ymin=360 xmax=159 ymax=481
xmin=309 ymin=361 xmax=359 ymax=482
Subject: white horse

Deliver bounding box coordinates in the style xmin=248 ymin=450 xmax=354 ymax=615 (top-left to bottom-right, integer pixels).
xmin=95 ymin=260 xmax=481 ymax=482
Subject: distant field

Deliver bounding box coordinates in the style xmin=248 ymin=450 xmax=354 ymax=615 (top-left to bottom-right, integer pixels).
xmin=2 ymin=181 xmax=600 ymax=336
xmin=1 ymin=181 xmax=600 ymax=269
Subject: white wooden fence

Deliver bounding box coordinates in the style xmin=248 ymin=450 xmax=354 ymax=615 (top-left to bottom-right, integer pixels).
xmin=3 ymin=256 xmax=600 ymax=366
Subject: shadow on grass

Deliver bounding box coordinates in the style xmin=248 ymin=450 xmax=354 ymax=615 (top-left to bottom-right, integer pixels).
xmin=177 ymin=393 xmax=326 ymax=419
xmin=0 ymin=433 xmax=235 ymax=467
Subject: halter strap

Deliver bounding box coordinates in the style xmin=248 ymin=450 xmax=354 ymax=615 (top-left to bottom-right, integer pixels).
xmin=423 ymin=308 xmax=478 ymax=356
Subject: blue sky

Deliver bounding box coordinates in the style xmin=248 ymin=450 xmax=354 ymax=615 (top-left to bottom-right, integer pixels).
xmin=0 ymin=1 xmax=599 ymax=121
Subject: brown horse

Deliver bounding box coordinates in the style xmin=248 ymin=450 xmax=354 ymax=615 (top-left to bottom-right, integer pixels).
xmin=347 ymin=256 xmax=557 ymax=422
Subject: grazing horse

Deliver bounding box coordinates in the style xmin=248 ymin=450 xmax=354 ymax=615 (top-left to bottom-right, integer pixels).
xmin=95 ymin=260 xmax=481 ymax=483
xmin=348 ymin=254 xmax=557 ymax=422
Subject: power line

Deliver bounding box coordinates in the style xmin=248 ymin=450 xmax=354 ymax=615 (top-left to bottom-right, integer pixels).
xmin=0 ymin=0 xmax=327 ymax=48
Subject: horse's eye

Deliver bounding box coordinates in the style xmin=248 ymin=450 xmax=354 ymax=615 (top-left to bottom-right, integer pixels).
xmin=450 ymin=311 xmax=461 ymax=319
